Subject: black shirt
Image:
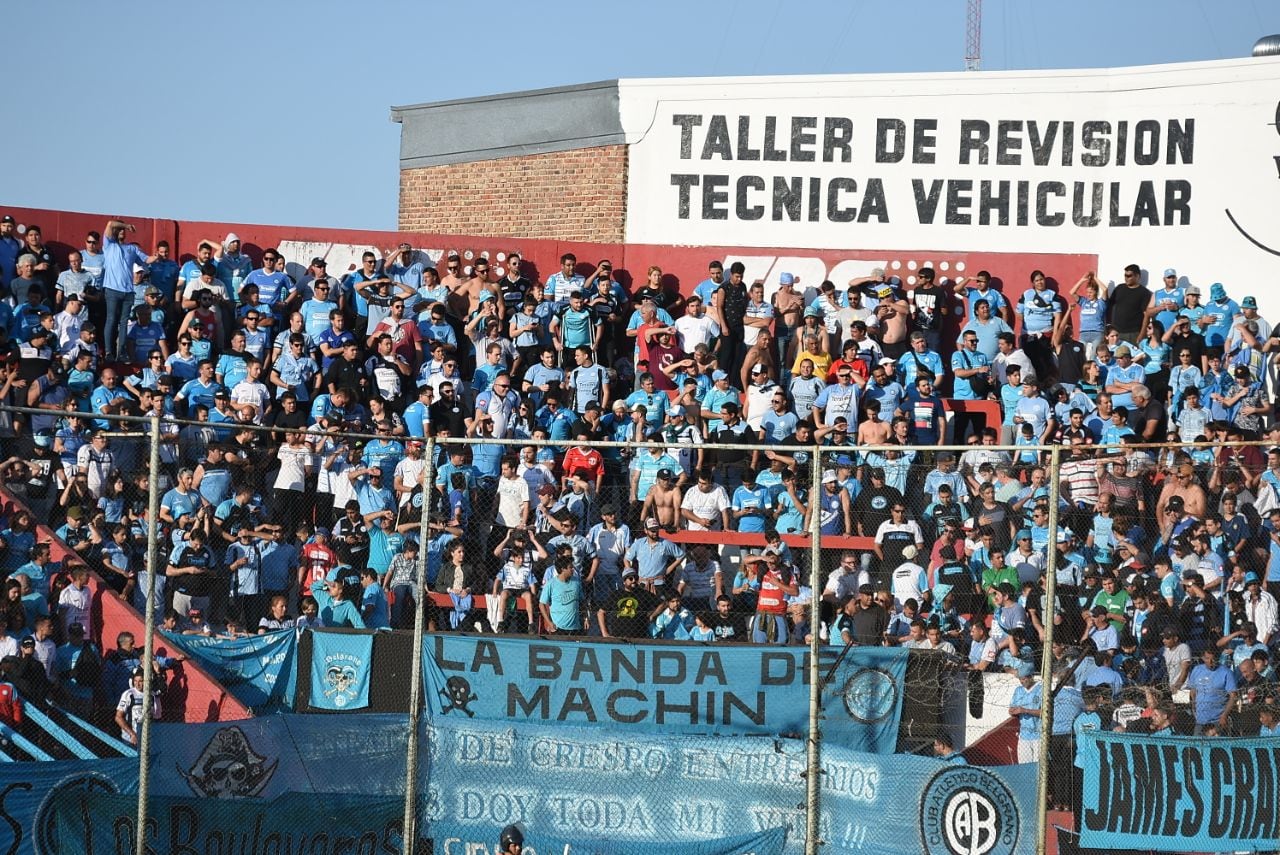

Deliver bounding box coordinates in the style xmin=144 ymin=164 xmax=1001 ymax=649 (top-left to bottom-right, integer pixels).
xmin=602 ymin=586 xmax=660 ymax=639
xmin=850 ymin=605 xmax=889 ymax=644
xmin=720 ymin=281 xmax=749 ymax=327
xmin=1109 ymin=284 xmax=1151 ymax=333
xmin=429 ymin=398 xmax=469 ymax=437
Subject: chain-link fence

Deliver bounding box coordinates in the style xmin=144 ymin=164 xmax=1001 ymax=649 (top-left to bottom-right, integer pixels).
xmin=1 ymin=402 xmax=1277 ymax=853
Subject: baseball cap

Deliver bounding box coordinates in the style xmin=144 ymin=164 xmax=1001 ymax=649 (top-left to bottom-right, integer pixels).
xmin=858 ymin=583 xmax=875 ymax=595
xmin=751 ymin=363 xmax=767 ymax=375
xmin=599 ymin=503 xmax=617 ymax=516
xmin=621 ymin=568 xmax=638 ymax=579
xmin=144 ymin=286 xmax=162 ymax=297
xmin=310 ymin=257 xmax=327 ymax=266
xmin=19 ymin=637 xmax=34 ymax=648
xmin=0 ymin=216 xmax=13 ymax=224
xmin=132 ymin=263 xmax=148 ymax=275
xmin=1113 ymin=345 xmax=1132 ymax=357
xmin=644 ymin=517 xmax=661 ymax=530
xmin=877 ymin=357 xmax=895 ymax=367
xmin=835 ymin=455 xmax=854 ymax=467
xmin=657 ymin=468 xmax=675 ymax=481
xmin=1056 ymin=530 xmax=1071 ymax=543
xmin=1016 ymin=661 xmax=1037 ymax=679
xmin=1163 ymin=268 xmax=1177 ymax=278
xmin=1184 ymin=284 xmax=1201 ymax=296
xmin=1243 ymin=296 xmax=1258 ymax=309
xmin=779 ymin=272 xmax=795 ymax=285
xmin=712 ymin=369 xmax=728 ymax=381
xmin=901 ymin=545 xmax=918 ymax=560
xmin=630 ymin=403 xmax=646 ymax=413
xmin=477 ymin=290 xmax=495 ymax=303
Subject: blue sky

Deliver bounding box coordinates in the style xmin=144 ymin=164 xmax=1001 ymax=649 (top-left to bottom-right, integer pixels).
xmin=4 ymin=0 xmax=1272 ymax=231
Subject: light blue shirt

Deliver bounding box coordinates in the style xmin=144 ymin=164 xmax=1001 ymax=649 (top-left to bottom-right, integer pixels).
xmin=102 ymin=234 xmax=149 ymax=295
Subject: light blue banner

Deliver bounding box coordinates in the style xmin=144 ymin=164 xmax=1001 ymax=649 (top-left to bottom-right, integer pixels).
xmin=424 ymin=635 xmax=909 ymax=752
xmin=310 ymin=630 xmax=373 ymax=710
xmin=49 ymin=789 xmax=411 ymax=854
xmin=1078 ymin=730 xmax=1280 ymax=852
xmin=160 ymin=628 xmax=297 ymax=712
xmin=0 ymin=714 xmax=1037 ymax=855
xmin=431 ymin=823 xmax=787 ymax=854
xmin=146 ymin=714 xmax=409 ymax=800
xmin=0 ymin=756 xmax=138 ymax=855
xmin=424 ymin=716 xmax=1038 ymax=855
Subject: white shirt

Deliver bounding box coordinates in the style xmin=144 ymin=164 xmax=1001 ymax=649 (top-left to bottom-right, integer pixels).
xmin=680 ymin=484 xmax=729 ymax=530
xmin=394 ymin=456 xmax=428 ymax=502
xmin=274 ymin=445 xmax=314 ymax=492
xmin=823 ymin=566 xmax=869 ymax=600
xmin=892 ymin=561 xmax=927 ymax=608
xmin=674 ymin=314 xmax=719 ymax=352
xmin=1246 ymin=590 xmax=1279 ymax=644
xmin=231 ymin=380 xmax=270 ymax=423
xmin=495 ymin=475 xmax=530 ymax=528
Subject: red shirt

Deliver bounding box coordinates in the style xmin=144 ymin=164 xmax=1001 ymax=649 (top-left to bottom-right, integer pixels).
xmin=0 ymin=682 xmax=22 ymax=727
xmin=300 ymin=543 xmax=338 ymax=586
xmin=563 ymin=446 xmax=604 ymax=482
xmin=756 ymin=569 xmax=790 ymax=614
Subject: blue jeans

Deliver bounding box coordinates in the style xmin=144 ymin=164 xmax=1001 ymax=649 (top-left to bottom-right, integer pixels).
xmin=103 ymin=289 xmax=134 ymax=360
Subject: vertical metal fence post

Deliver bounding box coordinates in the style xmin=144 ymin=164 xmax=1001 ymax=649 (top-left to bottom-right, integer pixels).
xmin=1035 ymin=444 xmax=1063 ymax=855
xmin=402 ymin=436 xmax=435 ymax=852
xmin=135 ymin=413 xmax=163 ymax=855
xmin=805 ymin=445 xmax=824 ymax=855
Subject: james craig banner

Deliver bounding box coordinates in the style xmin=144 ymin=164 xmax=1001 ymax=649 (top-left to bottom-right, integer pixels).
xmin=1078 ymin=730 xmax=1280 ymax=852
xmin=423 ymin=635 xmax=909 ymax=752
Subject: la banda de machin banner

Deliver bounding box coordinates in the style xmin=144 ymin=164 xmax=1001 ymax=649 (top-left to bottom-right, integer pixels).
xmin=424 ymin=635 xmax=908 ymax=753
xmin=621 ymin=58 xmax=1280 ymax=318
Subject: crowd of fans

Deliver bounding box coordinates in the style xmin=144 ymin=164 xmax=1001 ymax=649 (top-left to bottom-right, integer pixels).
xmin=1 ymin=215 xmax=1279 ymax=745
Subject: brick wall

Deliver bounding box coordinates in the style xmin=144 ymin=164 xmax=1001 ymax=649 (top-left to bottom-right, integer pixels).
xmin=398 ymin=144 xmax=628 ymax=243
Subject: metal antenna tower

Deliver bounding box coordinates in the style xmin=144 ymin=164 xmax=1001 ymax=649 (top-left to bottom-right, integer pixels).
xmin=965 ymin=0 xmax=982 ymax=71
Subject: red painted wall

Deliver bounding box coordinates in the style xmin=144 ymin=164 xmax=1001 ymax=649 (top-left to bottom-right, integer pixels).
xmin=0 ymin=488 xmax=251 ymax=723
xmin=5 ymin=205 xmax=1096 ymax=318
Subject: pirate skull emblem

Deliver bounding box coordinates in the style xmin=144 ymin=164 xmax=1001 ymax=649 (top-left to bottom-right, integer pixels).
xmin=179 ymin=726 xmax=277 ymax=798
xmin=440 ymin=675 xmax=477 ymax=716
xmin=324 ymin=664 xmax=357 ymax=700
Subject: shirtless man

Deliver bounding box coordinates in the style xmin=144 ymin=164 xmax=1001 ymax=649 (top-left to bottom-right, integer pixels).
xmin=439 ymin=254 xmax=469 ymax=316
xmin=642 ymin=470 xmax=683 ymax=530
xmin=874 ymin=289 xmax=910 ymax=358
xmin=454 ymin=257 xmax=492 ymax=319
xmin=1157 ymin=462 xmax=1208 ymax=519
xmin=771 ymin=273 xmax=803 ymax=366
xmin=856 ymin=400 xmax=892 ymax=445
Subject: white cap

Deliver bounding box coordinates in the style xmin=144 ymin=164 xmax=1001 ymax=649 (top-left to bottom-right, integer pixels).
xmin=901 ymin=545 xmax=918 ymax=560
xmin=132 ymin=263 xmax=146 ymax=274
xmin=821 ymin=469 xmax=838 ymax=484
